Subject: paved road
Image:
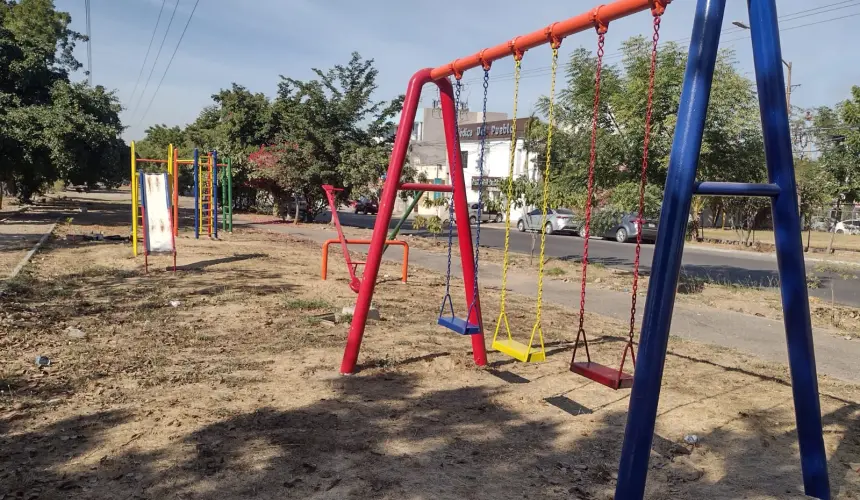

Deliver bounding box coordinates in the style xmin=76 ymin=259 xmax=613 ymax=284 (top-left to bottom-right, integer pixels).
xmin=328 ymin=211 xmax=860 ymax=308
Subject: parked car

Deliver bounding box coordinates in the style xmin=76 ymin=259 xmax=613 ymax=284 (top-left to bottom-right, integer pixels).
xmin=516 ymin=208 xmax=577 ymax=235
xmin=353 ymin=197 xmax=378 ymax=215
xmin=468 ymin=203 xmax=503 ymax=224
xmin=592 ymin=212 xmax=658 ymax=243
xmin=834 ymin=219 xmax=860 ymax=235
xmin=809 ymin=216 xmax=832 ymax=232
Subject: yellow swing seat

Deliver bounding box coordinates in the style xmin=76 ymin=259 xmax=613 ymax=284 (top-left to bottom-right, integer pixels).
xmin=492 ymin=338 xmax=546 ymax=363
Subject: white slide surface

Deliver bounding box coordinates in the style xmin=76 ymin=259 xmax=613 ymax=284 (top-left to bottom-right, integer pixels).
xmin=142 ymin=173 xmax=174 ymax=253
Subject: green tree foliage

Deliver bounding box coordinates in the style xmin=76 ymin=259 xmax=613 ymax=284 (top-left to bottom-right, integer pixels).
xmin=811 ymin=86 xmax=860 ymax=251
xmin=165 ymin=53 xmax=405 ymax=218
xmin=264 ymin=52 xmax=404 ymax=215
xmin=0 ymin=0 xmax=123 ymax=203
xmin=530 ymin=37 xmax=765 ymax=216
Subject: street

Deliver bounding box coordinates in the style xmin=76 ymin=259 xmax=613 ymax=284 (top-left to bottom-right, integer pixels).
xmin=329 ymin=211 xmax=860 ymax=308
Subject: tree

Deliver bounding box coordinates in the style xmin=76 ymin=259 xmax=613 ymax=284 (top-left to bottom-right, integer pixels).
xmin=261 ymin=52 xmax=404 ymax=218
xmin=794 ymin=159 xmax=830 ymax=251
xmin=531 ymin=37 xmax=765 ymax=223
xmin=812 ymin=87 xmax=860 ymax=252
xmin=0 ymin=0 xmax=123 ymax=203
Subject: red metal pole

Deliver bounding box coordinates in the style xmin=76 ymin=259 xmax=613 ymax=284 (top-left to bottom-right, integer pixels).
xmin=173 ymin=147 xmax=179 ymax=237
xmin=341 ymin=70 xmax=431 ymax=374
xmin=440 ymin=76 xmax=487 ymax=366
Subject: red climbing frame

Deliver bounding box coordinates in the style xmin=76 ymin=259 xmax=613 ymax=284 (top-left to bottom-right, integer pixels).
xmin=340 ymin=73 xmax=486 ymax=374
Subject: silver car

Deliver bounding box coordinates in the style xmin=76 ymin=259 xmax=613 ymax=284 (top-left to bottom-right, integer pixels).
xmin=468 ymin=203 xmax=503 ymax=224
xmin=516 ymin=208 xmax=577 ymax=235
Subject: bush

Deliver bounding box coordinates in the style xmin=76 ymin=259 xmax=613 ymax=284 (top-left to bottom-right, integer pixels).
xmin=427 ymin=216 xmax=443 ymax=238
xmin=589 ymin=208 xmax=627 ymax=236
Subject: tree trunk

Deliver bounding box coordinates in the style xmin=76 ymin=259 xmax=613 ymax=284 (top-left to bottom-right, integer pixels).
xmin=294 ymin=193 xmax=300 ymax=225
xmin=826 ymin=198 xmax=840 ymax=254
xmin=806 ymin=227 xmax=811 ymax=252
xmin=529 ymin=232 xmax=537 ymax=266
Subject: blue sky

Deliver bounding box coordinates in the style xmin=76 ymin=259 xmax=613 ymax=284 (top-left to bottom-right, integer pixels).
xmin=57 ymin=0 xmax=860 ymax=142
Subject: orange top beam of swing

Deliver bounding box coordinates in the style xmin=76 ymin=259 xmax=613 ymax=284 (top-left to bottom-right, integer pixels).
xmin=429 ymin=0 xmax=669 ymax=80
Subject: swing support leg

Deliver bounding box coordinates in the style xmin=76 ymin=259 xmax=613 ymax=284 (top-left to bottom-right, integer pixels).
xmin=340 ymin=69 xmax=487 ymax=374
xmin=615 ymin=0 xmax=830 ymax=498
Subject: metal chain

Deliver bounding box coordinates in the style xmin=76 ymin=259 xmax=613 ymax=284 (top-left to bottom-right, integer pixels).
xmin=493 ymin=58 xmax=522 ymax=343
xmin=465 ymin=70 xmax=490 ymax=320
xmin=532 ymin=47 xmax=559 ymax=339
xmin=627 ymin=17 xmax=661 ymax=346
xmin=439 ymin=79 xmax=463 ymax=319
xmin=577 ymin=31 xmax=606 ymax=341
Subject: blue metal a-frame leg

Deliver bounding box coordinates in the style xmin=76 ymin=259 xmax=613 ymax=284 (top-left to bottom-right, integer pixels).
xmin=614 ymin=0 xmax=831 ymax=498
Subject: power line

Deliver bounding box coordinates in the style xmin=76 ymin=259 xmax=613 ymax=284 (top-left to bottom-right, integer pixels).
xmin=84 ymin=0 xmax=92 ymax=85
xmin=127 ymin=0 xmax=168 ymax=106
xmin=137 ymin=0 xmax=201 ymax=127
xmin=128 ymin=0 xmax=181 ymax=120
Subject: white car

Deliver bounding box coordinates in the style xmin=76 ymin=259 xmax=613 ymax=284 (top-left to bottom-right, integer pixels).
xmin=834 ymin=219 xmax=860 ymax=235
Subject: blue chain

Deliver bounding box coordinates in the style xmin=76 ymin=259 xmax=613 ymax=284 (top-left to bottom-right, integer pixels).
xmin=438 ymin=79 xmax=463 ymax=320
xmin=465 ymin=70 xmax=490 ymax=322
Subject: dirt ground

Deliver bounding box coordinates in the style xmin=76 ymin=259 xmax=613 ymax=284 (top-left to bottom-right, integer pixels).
xmin=1 ymin=198 xmax=859 ymax=499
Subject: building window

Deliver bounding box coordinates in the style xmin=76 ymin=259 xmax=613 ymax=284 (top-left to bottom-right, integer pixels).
xmin=460 ymin=151 xmax=468 ymax=169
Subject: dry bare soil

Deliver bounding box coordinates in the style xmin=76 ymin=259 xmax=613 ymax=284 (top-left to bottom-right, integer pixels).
xmin=1 ymin=201 xmax=859 ymax=499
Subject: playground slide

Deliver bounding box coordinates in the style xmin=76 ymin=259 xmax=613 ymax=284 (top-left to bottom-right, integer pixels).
xmin=140 ymin=173 xmax=174 ymax=253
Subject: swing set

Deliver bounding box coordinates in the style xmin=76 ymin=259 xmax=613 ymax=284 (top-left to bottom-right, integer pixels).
xmin=340 ymin=0 xmax=830 ymax=497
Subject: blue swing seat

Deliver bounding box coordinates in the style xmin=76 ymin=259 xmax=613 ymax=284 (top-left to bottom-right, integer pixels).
xmin=438 ymin=316 xmax=481 ymax=335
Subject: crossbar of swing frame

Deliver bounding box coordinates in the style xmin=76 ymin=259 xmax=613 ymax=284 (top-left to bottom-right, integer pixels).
xmin=429 ymin=0 xmax=669 ymax=80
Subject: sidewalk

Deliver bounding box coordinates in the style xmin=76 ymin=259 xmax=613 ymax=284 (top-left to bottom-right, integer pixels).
xmin=0 ymin=207 xmax=61 ymax=280
xmin=245 ymin=219 xmax=860 ymax=384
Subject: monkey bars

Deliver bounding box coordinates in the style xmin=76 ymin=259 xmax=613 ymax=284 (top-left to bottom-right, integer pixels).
xmin=430 ymin=0 xmax=669 ymax=80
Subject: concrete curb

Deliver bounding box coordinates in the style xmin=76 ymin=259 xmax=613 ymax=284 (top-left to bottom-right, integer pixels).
xmin=3 ymin=220 xmax=58 ymax=283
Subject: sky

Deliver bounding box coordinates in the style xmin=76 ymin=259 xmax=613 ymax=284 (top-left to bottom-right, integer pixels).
xmin=56 ymin=0 xmax=860 ymax=142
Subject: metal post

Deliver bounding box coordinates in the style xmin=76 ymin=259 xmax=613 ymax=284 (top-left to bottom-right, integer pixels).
xmin=615 ymin=0 xmax=726 ymax=497
xmin=748 ymin=0 xmax=829 ymax=496
xmin=212 ymin=150 xmax=219 ymax=239
xmin=131 ymin=141 xmax=138 ymax=256
xmin=340 ymin=69 xmax=487 ymax=374
xmin=442 ymin=75 xmax=487 ymax=365
xmin=193 ymin=148 xmax=199 ymax=240
xmin=172 ymin=145 xmax=179 ymax=236
xmin=227 ymin=157 xmax=233 ymax=232
xmin=384 ymin=191 xmax=423 ymax=255
xmin=784 ymin=60 xmax=792 ymax=114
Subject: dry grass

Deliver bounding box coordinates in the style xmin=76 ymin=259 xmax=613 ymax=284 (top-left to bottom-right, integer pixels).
xmin=698 ymin=227 xmax=860 ymax=252
xmin=0 ymin=201 xmax=858 ymax=499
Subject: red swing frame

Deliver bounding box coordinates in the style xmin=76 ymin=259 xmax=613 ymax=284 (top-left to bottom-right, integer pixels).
xmin=339 ymin=0 xmax=670 ymax=375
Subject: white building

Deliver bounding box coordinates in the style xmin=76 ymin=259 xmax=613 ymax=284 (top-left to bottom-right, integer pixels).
xmin=406 ymin=105 xmax=539 ymax=219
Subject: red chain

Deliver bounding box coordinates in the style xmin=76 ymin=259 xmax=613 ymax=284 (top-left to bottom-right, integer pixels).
xmin=627 ymin=16 xmax=662 ymax=348
xmin=577 ymin=30 xmax=606 ymax=340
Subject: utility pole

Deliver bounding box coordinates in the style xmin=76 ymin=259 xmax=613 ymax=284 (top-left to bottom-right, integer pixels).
xmin=733 ymin=21 xmax=792 ymax=114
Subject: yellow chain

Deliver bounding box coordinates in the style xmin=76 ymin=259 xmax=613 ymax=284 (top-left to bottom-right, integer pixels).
xmin=492 ymin=58 xmax=522 ymax=346
xmin=529 ymin=47 xmax=559 ymax=353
